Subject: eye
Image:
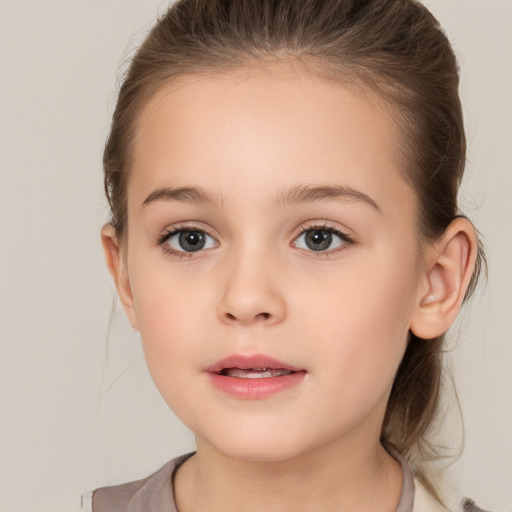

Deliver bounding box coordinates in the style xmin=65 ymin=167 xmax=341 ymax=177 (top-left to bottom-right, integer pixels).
xmin=160 ymin=228 xmax=217 ymax=254
xmin=293 ymin=224 xmax=353 ymax=253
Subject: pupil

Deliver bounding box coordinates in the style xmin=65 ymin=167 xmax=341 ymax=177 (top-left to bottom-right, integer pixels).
xmin=179 ymin=231 xmax=205 ymax=252
xmin=306 ymin=230 xmax=332 ymax=251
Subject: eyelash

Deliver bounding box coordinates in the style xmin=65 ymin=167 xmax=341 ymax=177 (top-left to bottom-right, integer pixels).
xmin=157 ymin=222 xmax=354 ymax=261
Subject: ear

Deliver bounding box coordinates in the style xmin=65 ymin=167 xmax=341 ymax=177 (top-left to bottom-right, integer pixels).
xmin=410 ymin=217 xmax=478 ymax=340
xmin=101 ymin=224 xmax=139 ymax=330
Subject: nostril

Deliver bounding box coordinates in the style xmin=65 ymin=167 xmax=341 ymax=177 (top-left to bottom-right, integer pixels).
xmin=224 ymin=311 xmax=271 ymax=322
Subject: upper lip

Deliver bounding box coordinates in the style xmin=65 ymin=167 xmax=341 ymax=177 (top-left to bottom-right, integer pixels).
xmin=205 ymin=354 xmax=303 ymax=374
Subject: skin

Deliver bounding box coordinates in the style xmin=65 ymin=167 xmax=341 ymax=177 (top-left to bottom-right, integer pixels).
xmin=102 ymin=62 xmax=477 ymax=512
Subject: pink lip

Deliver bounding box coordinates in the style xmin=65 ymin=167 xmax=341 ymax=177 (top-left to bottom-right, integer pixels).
xmin=205 ymin=354 xmax=306 ymax=400
xmin=205 ymin=354 xmax=303 ymax=374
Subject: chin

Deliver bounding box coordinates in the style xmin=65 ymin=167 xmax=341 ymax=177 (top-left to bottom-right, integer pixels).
xmin=200 ymin=426 xmax=318 ymax=464
xmin=220 ymin=443 xmax=303 ymax=463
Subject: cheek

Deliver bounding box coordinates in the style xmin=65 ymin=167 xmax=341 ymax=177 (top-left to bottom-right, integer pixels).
xmin=134 ymin=285 xmax=199 ymax=360
xmin=305 ymin=249 xmax=419 ymax=390
xmin=132 ymin=280 xmax=205 ymax=419
xmin=127 ymin=254 xmax=222 ymax=401
xmin=126 ymin=253 xmax=197 ymax=366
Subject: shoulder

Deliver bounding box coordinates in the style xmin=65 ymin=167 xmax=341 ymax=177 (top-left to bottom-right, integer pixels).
xmin=81 ymin=453 xmax=194 ymax=512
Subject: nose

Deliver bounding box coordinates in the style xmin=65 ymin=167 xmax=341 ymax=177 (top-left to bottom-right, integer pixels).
xmin=216 ymin=250 xmax=287 ymax=327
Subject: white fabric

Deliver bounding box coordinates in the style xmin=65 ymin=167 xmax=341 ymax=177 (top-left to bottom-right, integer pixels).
xmin=80 ymin=490 xmax=93 ymax=512
xmin=414 ymin=479 xmax=451 ymax=512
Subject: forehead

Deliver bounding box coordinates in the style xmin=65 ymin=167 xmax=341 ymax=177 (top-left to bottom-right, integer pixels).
xmin=129 ymin=63 xmax=414 ymax=216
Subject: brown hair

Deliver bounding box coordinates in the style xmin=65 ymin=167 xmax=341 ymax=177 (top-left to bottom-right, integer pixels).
xmin=103 ymin=0 xmax=485 ymax=499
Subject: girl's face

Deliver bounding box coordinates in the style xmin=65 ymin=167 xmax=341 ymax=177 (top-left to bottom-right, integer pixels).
xmin=119 ymin=64 xmax=425 ymax=461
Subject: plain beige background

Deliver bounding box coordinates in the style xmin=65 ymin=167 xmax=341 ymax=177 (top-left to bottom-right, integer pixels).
xmin=0 ymin=0 xmax=511 ymax=511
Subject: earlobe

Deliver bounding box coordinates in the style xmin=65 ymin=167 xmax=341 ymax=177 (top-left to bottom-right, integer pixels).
xmin=100 ymin=224 xmax=139 ymax=330
xmin=410 ymin=218 xmax=477 ymax=340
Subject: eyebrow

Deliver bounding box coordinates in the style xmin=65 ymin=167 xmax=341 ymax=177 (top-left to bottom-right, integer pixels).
xmin=142 ymin=186 xmax=224 ymax=208
xmin=275 ymin=183 xmax=381 ymax=211
xmin=142 ymin=183 xmax=380 ymax=212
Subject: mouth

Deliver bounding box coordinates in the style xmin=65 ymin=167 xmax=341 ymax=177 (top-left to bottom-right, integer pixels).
xmin=205 ymin=354 xmax=306 ymax=399
xmin=217 ymin=367 xmax=295 ymax=378
xmin=206 ymin=354 xmax=303 ymax=376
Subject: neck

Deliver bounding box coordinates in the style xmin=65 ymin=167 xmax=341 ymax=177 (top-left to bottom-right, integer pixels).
xmin=174 ymin=435 xmax=403 ymax=512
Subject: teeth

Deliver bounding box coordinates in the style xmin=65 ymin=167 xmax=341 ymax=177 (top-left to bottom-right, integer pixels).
xmin=221 ymin=368 xmax=293 ymax=378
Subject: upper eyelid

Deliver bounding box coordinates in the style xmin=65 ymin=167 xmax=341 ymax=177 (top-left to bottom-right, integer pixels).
xmin=297 ymin=221 xmax=348 ymax=233
xmin=161 ymin=222 xmax=218 ymax=238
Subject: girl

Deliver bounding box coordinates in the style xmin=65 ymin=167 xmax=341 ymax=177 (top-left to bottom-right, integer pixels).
xmin=85 ymin=0 xmax=489 ymax=510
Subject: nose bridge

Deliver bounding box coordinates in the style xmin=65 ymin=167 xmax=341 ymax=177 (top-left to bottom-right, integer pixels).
xmin=216 ymin=236 xmax=286 ymax=326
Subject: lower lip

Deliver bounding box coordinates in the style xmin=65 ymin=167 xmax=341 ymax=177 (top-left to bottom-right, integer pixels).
xmin=207 ymin=371 xmax=306 ymax=399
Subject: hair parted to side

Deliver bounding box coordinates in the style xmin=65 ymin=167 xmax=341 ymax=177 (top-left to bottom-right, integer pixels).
xmin=103 ymin=0 xmax=485 ymax=501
